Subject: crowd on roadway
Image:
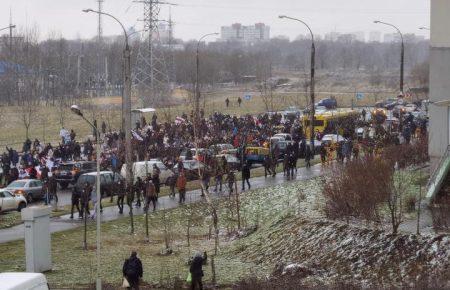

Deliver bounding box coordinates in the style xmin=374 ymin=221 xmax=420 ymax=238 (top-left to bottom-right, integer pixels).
xmin=0 ymin=98 xmax=428 ymax=219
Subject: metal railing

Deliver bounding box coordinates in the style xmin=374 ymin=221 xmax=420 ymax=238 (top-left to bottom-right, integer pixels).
xmin=426 ymin=145 xmax=450 ymax=201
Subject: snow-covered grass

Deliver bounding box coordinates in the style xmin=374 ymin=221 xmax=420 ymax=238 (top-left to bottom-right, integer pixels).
xmin=0 ymin=171 xmax=447 ymax=289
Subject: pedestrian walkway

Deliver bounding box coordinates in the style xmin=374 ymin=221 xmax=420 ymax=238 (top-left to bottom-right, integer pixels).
xmin=0 ymin=164 xmax=323 ymax=244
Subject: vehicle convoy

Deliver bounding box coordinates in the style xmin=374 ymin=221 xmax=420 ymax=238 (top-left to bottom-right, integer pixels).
xmin=73 ymin=171 xmax=123 ymax=198
xmin=54 ymin=161 xmax=96 ymax=189
xmin=0 ymin=188 xmax=27 ymax=213
xmin=6 ymin=179 xmax=44 ymax=203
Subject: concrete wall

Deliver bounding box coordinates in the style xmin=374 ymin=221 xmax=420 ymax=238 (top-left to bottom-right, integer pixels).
xmin=429 ymin=0 xmax=450 ymax=170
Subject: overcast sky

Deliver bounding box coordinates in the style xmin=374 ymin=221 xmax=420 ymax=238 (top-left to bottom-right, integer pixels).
xmin=1 ymin=0 xmax=430 ymax=41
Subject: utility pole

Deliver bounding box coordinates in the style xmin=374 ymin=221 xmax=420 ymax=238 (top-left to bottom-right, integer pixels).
xmin=9 ymin=8 xmax=13 ymax=52
xmin=195 ymin=33 xmax=218 ymax=123
xmin=134 ymin=0 xmax=176 ymax=106
xmin=279 ymin=15 xmax=315 ymax=152
xmin=374 ymin=20 xmax=404 ymax=94
xmin=82 ymin=9 xmax=133 ymax=289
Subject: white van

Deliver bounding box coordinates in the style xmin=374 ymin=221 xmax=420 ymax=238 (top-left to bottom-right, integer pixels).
xmin=120 ymin=160 xmax=174 ymax=185
xmin=0 ymin=272 xmax=49 ymax=290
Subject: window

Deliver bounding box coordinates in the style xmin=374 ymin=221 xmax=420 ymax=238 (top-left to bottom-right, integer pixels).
xmin=103 ymin=174 xmax=113 ymax=184
xmin=114 ymin=173 xmax=122 ymax=182
xmin=0 ymin=192 xmax=4 ymax=198
xmin=82 ymin=163 xmax=96 ymax=170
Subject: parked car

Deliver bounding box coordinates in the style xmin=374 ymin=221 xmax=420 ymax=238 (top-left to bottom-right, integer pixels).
xmin=215 ymin=154 xmax=241 ymax=171
xmin=6 ymin=179 xmax=44 ymax=203
xmin=0 ymin=272 xmax=49 ymax=290
xmin=54 ymin=161 xmax=96 ymax=189
xmin=209 ymin=144 xmax=236 ymax=155
xmin=321 ymin=134 xmax=346 ymax=145
xmin=121 ymin=160 xmax=174 ymax=185
xmin=316 ymin=98 xmax=337 ymax=109
xmin=173 ymin=159 xmax=208 ymax=181
xmin=273 ymin=133 xmax=293 ymax=142
xmin=180 ymin=148 xmax=214 ymax=162
xmin=73 ymin=171 xmax=124 ymax=198
xmin=0 ymin=189 xmax=27 ymax=213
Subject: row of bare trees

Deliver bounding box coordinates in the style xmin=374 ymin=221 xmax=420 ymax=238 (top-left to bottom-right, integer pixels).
xmin=0 ymin=29 xmax=430 ymax=106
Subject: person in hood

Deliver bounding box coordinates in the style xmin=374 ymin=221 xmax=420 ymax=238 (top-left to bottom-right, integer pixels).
xmin=122 ymin=251 xmax=143 ymax=290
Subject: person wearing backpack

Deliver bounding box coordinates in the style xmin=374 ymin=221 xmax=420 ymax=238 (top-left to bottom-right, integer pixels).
xmin=122 ymin=251 xmax=143 ymax=290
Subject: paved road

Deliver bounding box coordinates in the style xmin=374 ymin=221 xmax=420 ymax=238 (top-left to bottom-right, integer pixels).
xmin=0 ymin=164 xmax=323 ymax=244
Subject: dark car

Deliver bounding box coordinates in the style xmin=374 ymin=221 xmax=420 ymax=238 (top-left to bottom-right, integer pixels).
xmin=317 ymin=98 xmax=337 ymax=109
xmin=54 ymin=161 xmax=96 ymax=189
xmin=72 ymin=171 xmax=124 ymax=198
xmin=173 ymin=160 xmax=209 ymax=181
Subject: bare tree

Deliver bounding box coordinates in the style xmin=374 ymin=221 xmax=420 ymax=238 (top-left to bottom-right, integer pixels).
xmin=387 ymin=166 xmax=407 ymax=235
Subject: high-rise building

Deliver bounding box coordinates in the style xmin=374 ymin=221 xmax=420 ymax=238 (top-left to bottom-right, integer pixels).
xmin=220 ymin=23 xmax=270 ymax=42
xmin=351 ymin=31 xmax=366 ymax=42
xmin=324 ymin=31 xmax=340 ymax=41
xmin=383 ymin=33 xmax=401 ymax=43
xmin=369 ymin=31 xmax=382 ymax=42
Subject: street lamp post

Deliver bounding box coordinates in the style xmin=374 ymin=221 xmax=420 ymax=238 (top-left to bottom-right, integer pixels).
xmin=82 ymin=9 xmax=133 ymax=288
xmin=70 ymin=105 xmax=101 ymax=287
xmin=83 ymin=9 xmax=133 ymax=194
xmin=0 ymin=25 xmax=15 ymax=32
xmin=279 ymin=15 xmax=316 ymax=153
xmin=0 ymin=25 xmax=15 ymax=52
xmin=374 ymin=20 xmax=404 ymax=95
xmin=195 ymin=33 xmax=218 ymax=124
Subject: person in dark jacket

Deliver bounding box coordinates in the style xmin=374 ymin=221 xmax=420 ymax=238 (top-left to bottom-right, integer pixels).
xmin=123 ymin=251 xmax=143 ymax=290
xmin=241 ymin=161 xmax=251 ymax=191
xmin=189 ymin=252 xmax=207 ymax=290
xmin=152 ymin=164 xmax=161 ymax=198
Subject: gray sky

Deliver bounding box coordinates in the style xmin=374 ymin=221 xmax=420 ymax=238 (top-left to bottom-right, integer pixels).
xmin=1 ymin=0 xmax=430 ymax=41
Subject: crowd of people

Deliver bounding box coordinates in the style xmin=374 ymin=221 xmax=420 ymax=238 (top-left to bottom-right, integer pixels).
xmin=0 ymin=104 xmax=427 ymax=218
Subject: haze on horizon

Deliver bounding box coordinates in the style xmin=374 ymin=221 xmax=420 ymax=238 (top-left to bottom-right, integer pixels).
xmin=1 ymin=0 xmax=430 ymax=41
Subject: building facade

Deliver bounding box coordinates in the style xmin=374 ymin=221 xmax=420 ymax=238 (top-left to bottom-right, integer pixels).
xmin=220 ymin=23 xmax=270 ymax=42
xmin=429 ymin=0 xmax=450 ymax=169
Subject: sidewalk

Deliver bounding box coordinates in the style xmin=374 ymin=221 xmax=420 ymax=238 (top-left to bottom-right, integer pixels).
xmin=0 ymin=164 xmax=323 ymax=244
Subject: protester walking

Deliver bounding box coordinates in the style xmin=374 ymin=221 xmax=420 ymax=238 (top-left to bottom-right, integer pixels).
xmin=241 ymin=161 xmax=251 ymax=191
xmin=177 ymin=171 xmax=187 ymax=204
xmin=122 ymin=251 xmax=143 ymax=290
xmin=144 ymin=179 xmax=157 ymax=212
xmin=117 ymin=180 xmax=125 ymax=214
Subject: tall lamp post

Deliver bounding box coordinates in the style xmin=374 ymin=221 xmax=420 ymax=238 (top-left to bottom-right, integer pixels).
xmin=374 ymin=20 xmax=405 ymax=95
xmin=70 ymin=105 xmax=102 ymax=289
xmin=195 ymin=33 xmax=218 ymax=123
xmin=0 ymin=25 xmax=15 ymax=51
xmin=279 ymin=15 xmax=316 ymax=152
xmin=0 ymin=24 xmax=15 ymax=32
xmin=83 ymin=9 xmax=133 ymax=192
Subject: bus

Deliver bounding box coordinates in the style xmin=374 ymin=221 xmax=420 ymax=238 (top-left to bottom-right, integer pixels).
xmin=302 ymin=108 xmax=360 ymax=139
